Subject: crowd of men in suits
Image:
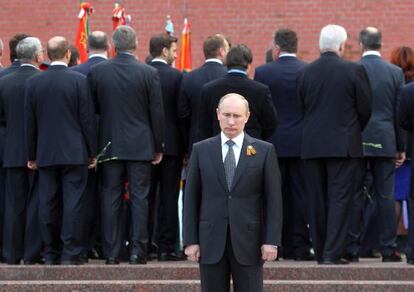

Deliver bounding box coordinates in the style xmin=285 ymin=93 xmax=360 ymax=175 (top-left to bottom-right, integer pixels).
xmin=0 ymin=22 xmax=414 ymax=275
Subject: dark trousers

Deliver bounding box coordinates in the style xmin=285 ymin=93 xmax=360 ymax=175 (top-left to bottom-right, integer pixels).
xmin=304 ymin=158 xmax=359 ymax=262
xmin=101 ymin=160 xmax=151 ymax=259
xmin=347 ymin=158 xmax=397 ymax=256
xmin=81 ymin=169 xmax=99 ymax=256
xmin=406 ymin=169 xmax=414 ymax=260
xmin=200 ymin=227 xmax=263 ymax=292
xmin=38 ymin=165 xmax=88 ymax=262
xmin=154 ymin=155 xmax=182 ymax=253
xmin=279 ymin=157 xmax=311 ymax=258
xmin=2 ymin=168 xmax=42 ymax=263
xmin=0 ymin=164 xmax=5 ymax=261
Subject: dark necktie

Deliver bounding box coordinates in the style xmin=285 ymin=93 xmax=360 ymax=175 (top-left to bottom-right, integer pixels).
xmin=224 ymin=140 xmax=236 ymax=191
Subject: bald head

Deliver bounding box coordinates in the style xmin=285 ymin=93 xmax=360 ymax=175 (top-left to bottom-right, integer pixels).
xmin=88 ymin=31 xmax=109 ymax=54
xmin=47 ymin=36 xmax=70 ymax=62
xmin=359 ymin=27 xmax=382 ymax=51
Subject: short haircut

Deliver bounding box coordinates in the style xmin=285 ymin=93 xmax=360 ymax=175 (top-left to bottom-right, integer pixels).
xmin=112 ymin=26 xmax=137 ymax=52
xmin=359 ymin=27 xmax=382 ymax=50
xmin=274 ymin=29 xmax=297 ymax=53
xmin=149 ymin=33 xmax=178 ymax=58
xmin=225 ymin=44 xmax=253 ymax=70
xmin=218 ymin=93 xmax=250 ymax=114
xmin=319 ymin=24 xmax=347 ymax=51
xmin=16 ymin=37 xmax=42 ymax=61
xmin=88 ymin=31 xmax=109 ymax=51
xmin=203 ymin=35 xmax=226 ymax=59
xmin=47 ymin=37 xmax=70 ymax=61
xmin=68 ymin=44 xmax=80 ymax=67
xmin=9 ymin=33 xmax=32 ymax=62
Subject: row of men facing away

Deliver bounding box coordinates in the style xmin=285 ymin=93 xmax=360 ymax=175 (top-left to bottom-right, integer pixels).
xmin=0 ymin=27 xmax=279 ymax=265
xmin=0 ymin=22 xmax=411 ymax=268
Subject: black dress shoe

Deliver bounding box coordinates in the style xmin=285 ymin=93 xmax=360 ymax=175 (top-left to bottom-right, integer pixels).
xmin=24 ymin=259 xmax=45 ymax=265
xmin=129 ymin=254 xmax=147 ymax=265
xmin=61 ymin=259 xmax=83 ymax=265
xmin=382 ymin=252 xmax=402 ymax=262
xmin=294 ymin=253 xmax=315 ymax=261
xmin=105 ymin=258 xmax=120 ymax=265
xmin=343 ymin=253 xmax=359 ymax=262
xmin=407 ymin=258 xmax=414 ymax=265
xmin=45 ymin=260 xmax=60 ymax=265
xmin=158 ymin=252 xmax=184 ymax=261
xmin=319 ymin=258 xmax=349 ymax=265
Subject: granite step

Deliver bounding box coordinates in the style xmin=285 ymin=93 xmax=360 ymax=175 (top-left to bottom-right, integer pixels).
xmin=0 ymin=280 xmax=414 ymax=292
xmin=1 ymin=260 xmax=414 ymax=281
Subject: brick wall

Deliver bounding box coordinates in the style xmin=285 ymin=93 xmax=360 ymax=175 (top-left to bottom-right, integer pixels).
xmin=1 ymin=0 xmax=413 ymax=71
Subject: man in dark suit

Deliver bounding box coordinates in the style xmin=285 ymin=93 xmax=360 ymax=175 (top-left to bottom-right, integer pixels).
xmin=254 ymin=29 xmax=312 ymax=260
xmin=148 ymin=34 xmax=184 ymax=261
xmin=88 ymin=26 xmax=164 ymax=265
xmin=25 ymin=36 xmax=96 ymax=265
xmin=0 ymin=37 xmax=44 ymax=265
xmin=178 ymin=35 xmax=229 ymax=153
xmin=0 ymin=33 xmax=31 ymax=262
xmin=72 ymin=30 xmax=109 ymax=261
xmin=197 ymin=44 xmax=277 ymax=142
xmin=184 ymin=93 xmax=282 ymax=292
xmin=298 ymin=24 xmax=372 ymax=264
xmin=398 ymin=82 xmax=414 ymax=265
xmin=345 ymin=27 xmax=405 ymax=262
xmin=71 ymin=31 xmax=109 ymax=76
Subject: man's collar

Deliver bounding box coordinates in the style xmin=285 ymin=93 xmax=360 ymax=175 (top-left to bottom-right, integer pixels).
xmin=89 ymin=54 xmax=108 ymax=60
xmin=50 ymin=61 xmax=68 ymax=67
xmin=21 ymin=64 xmax=39 ymax=70
xmin=363 ymin=50 xmax=381 ymax=57
xmin=221 ymin=132 xmax=245 ymax=148
xmin=279 ymin=53 xmax=297 ymax=58
xmin=228 ymin=69 xmax=247 ymax=76
xmin=151 ymin=58 xmax=168 ymax=64
xmin=205 ymin=58 xmax=223 ymax=64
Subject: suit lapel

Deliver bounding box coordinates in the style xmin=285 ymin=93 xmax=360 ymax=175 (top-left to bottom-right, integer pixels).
xmin=210 ymin=135 xmax=228 ymax=191
xmin=231 ymin=134 xmax=255 ymax=191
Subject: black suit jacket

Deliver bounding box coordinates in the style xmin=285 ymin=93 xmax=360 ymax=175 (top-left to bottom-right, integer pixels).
xmin=25 ymin=65 xmax=96 ymax=167
xmin=359 ymin=55 xmax=405 ymax=157
xmin=71 ymin=56 xmax=107 ymax=76
xmin=298 ymin=52 xmax=372 ymax=159
xmin=184 ymin=133 xmax=282 ymax=265
xmin=197 ymin=72 xmax=277 ymax=142
xmin=399 ymin=82 xmax=414 ymax=165
xmin=0 ymin=66 xmax=41 ymax=167
xmin=177 ymin=61 xmax=227 ymax=153
xmin=0 ymin=60 xmax=21 ymax=162
xmin=254 ymin=56 xmax=306 ymax=157
xmin=150 ymin=61 xmax=184 ymax=156
xmin=88 ymin=53 xmax=164 ymax=161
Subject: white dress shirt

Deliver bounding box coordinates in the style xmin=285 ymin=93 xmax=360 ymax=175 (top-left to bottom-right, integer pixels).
xmin=221 ymin=132 xmax=244 ymax=166
xmin=50 ymin=61 xmax=68 ymax=67
xmin=362 ymin=50 xmax=381 ymax=57
xmin=205 ymin=58 xmax=223 ymax=65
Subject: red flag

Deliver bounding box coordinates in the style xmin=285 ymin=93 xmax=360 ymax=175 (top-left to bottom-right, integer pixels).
xmin=112 ymin=2 xmax=131 ymax=30
xmin=75 ymin=2 xmax=94 ymax=63
xmin=177 ymin=18 xmax=192 ymax=72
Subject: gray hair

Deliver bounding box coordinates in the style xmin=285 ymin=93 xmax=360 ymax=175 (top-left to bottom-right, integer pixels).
xmin=16 ymin=37 xmax=42 ymax=61
xmin=218 ymin=93 xmax=250 ymax=114
xmin=319 ymin=24 xmax=347 ymax=52
xmin=112 ymin=26 xmax=136 ymax=52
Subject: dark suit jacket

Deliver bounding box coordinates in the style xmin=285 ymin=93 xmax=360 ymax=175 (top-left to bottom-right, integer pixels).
xmin=150 ymin=61 xmax=184 ymax=156
xmin=88 ymin=53 xmax=164 ymax=161
xmin=254 ymin=56 xmax=306 ymax=157
xmin=25 ymin=65 xmax=96 ymax=167
xmin=71 ymin=56 xmax=107 ymax=76
xmin=197 ymin=72 xmax=277 ymax=142
xmin=298 ymin=52 xmax=372 ymax=159
xmin=178 ymin=61 xmax=227 ymax=153
xmin=359 ymin=55 xmax=405 ymax=157
xmin=184 ymin=133 xmax=282 ymax=265
xmin=399 ymin=83 xmax=414 ymax=165
xmin=0 ymin=60 xmax=21 ymax=162
xmin=0 ymin=66 xmax=41 ymax=167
